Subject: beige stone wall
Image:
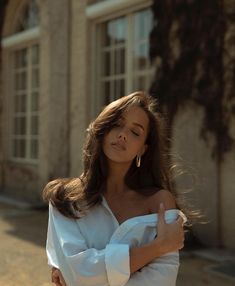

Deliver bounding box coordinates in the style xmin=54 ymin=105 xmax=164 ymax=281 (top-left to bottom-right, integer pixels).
xmin=1 ymin=0 xmax=235 ymax=250
xmin=1 ymin=0 xmax=71 ymax=203
xmin=1 ymin=46 xmax=39 ymax=202
xmin=220 ymin=0 xmax=235 ymax=250
xmin=69 ymin=0 xmax=90 ymax=177
xmin=221 ymin=148 xmax=235 ymax=250
xmin=38 ymin=0 xmax=70 ymax=190
xmin=172 ymin=101 xmax=220 ymax=247
xmin=1 ymin=0 xmax=41 ymax=203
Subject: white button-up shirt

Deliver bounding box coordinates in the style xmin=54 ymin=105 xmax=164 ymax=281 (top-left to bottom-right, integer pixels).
xmin=46 ymin=196 xmax=187 ymax=286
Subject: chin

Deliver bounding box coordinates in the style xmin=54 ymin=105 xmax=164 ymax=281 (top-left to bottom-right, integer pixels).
xmin=106 ymin=155 xmax=133 ymax=166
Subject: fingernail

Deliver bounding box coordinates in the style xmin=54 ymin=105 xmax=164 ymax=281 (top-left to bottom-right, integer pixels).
xmin=160 ymin=202 xmax=164 ymax=210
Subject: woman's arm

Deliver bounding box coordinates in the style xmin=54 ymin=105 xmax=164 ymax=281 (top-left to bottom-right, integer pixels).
xmin=47 ymin=203 xmax=130 ymax=286
xmin=49 ymin=202 xmax=184 ymax=286
xmin=129 ymin=202 xmax=184 ymax=274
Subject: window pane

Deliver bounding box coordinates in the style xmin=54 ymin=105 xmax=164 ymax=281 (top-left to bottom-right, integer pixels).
xmin=14 ymin=94 xmax=26 ymax=113
xmin=13 ymin=117 xmax=26 ymax=135
xmin=104 ymin=51 xmax=111 ymax=76
xmin=19 ymin=117 xmax=26 ymax=135
xmin=30 ymin=139 xmax=38 ymax=159
xmin=134 ymin=76 xmax=146 ymax=91
xmin=13 ymin=139 xmax=18 ymax=157
xmin=32 ymin=45 xmax=39 ymax=65
xmin=105 ymin=21 xmax=114 ymax=46
xmin=32 ymin=69 xmax=39 ymax=88
xmin=15 ymin=72 xmax=27 ymax=90
xmin=19 ymin=139 xmax=26 ymax=157
xmin=14 ymin=96 xmax=19 ymax=113
xmin=115 ymin=18 xmax=126 ymax=44
xmin=20 ymin=94 xmax=26 ymax=112
xmin=13 ymin=139 xmax=26 ymax=158
xmin=15 ymin=49 xmax=27 ymax=68
xmin=134 ymin=44 xmax=148 ymax=70
xmin=103 ymin=81 xmax=110 ymax=105
xmin=112 ymin=79 xmax=125 ymax=99
xmin=115 ymin=48 xmax=125 ymax=74
xmin=134 ymin=9 xmax=153 ymax=41
xmin=31 ymin=92 xmax=38 ymax=111
xmin=120 ymin=79 xmax=125 ymax=97
xmin=31 ymin=115 xmax=38 ymax=135
xmin=13 ymin=118 xmax=18 ymax=135
xmin=104 ymin=18 xmax=126 ymax=46
xmin=119 ymin=48 xmax=125 ymax=74
xmin=114 ymin=80 xmax=119 ymax=99
xmin=132 ymin=8 xmax=154 ymax=91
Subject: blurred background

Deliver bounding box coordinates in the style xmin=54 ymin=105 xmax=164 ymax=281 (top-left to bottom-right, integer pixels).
xmin=0 ymin=0 xmax=235 ymax=285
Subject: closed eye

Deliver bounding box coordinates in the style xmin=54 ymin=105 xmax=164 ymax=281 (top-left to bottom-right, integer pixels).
xmin=131 ymin=130 xmax=140 ymax=136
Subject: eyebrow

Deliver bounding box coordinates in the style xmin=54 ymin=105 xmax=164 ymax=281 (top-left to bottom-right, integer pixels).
xmin=132 ymin=122 xmax=145 ymax=131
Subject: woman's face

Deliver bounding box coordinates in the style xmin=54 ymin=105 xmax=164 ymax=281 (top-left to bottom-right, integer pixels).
xmin=102 ymin=106 xmax=149 ymax=166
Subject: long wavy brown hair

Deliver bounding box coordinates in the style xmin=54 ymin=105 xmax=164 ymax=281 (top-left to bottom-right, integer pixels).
xmin=43 ymin=91 xmax=177 ymax=218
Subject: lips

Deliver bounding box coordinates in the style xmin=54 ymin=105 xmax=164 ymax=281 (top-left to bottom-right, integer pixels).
xmin=111 ymin=142 xmax=126 ymax=151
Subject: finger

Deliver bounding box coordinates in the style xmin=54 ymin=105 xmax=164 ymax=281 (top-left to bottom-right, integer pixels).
xmin=157 ymin=202 xmax=165 ymax=224
xmin=54 ymin=278 xmax=62 ymax=286
xmin=51 ymin=272 xmax=56 ymax=283
xmin=51 ymin=267 xmax=58 ymax=283
xmin=59 ymin=273 xmax=67 ymax=286
xmin=176 ymin=216 xmax=184 ymax=226
xmin=52 ymin=274 xmax=59 ymax=284
xmin=52 ymin=270 xmax=61 ymax=284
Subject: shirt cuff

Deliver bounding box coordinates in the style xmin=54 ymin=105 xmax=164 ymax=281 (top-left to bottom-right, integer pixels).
xmin=105 ymin=243 xmax=130 ymax=286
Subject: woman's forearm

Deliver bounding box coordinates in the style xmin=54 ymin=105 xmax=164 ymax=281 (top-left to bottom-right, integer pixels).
xmin=130 ymin=239 xmax=165 ymax=274
xmin=130 ymin=208 xmax=184 ymax=274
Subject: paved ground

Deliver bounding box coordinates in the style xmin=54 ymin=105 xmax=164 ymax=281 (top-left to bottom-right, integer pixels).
xmin=0 ymin=201 xmax=235 ymax=286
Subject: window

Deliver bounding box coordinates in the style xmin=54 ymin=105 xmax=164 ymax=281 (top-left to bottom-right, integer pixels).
xmin=98 ymin=8 xmax=153 ymax=105
xmin=14 ymin=0 xmax=40 ymax=33
xmin=4 ymin=0 xmax=40 ymax=162
xmin=11 ymin=44 xmax=39 ymax=160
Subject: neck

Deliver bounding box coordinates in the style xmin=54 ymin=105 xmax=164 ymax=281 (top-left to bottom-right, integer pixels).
xmin=105 ymin=160 xmax=132 ymax=196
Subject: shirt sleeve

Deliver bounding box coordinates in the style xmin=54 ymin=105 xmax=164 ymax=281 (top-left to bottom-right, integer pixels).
xmin=125 ymin=251 xmax=179 ymax=286
xmin=123 ymin=209 xmax=184 ymax=286
xmin=46 ymin=203 xmax=130 ymax=286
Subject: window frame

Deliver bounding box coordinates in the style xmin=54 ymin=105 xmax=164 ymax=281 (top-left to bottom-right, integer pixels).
xmin=88 ymin=0 xmax=154 ymax=116
xmin=2 ymin=29 xmax=40 ymax=165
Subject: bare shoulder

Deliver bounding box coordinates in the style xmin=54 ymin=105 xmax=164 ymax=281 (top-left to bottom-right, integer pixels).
xmin=148 ymin=189 xmax=176 ymax=214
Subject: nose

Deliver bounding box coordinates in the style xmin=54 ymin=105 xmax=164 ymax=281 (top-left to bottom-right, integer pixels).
xmin=117 ymin=129 xmax=127 ymax=141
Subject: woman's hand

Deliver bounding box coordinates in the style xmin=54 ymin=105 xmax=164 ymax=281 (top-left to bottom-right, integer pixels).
xmin=51 ymin=267 xmax=67 ymax=286
xmin=153 ymin=202 xmax=185 ymax=255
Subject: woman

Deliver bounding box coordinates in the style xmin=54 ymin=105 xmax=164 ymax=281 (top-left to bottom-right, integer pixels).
xmin=43 ymin=91 xmax=187 ymax=286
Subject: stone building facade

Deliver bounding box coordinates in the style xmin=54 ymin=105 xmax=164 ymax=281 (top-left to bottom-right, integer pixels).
xmin=0 ymin=0 xmax=235 ymax=250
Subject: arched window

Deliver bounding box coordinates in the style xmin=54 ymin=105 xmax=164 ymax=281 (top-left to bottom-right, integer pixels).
xmin=14 ymin=0 xmax=40 ymax=33
xmin=3 ymin=0 xmax=40 ymax=163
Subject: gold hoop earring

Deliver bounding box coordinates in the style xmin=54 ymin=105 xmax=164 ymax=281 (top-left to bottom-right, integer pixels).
xmin=136 ymin=155 xmax=141 ymax=167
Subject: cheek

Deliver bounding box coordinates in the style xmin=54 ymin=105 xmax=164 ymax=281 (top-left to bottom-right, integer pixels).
xmin=102 ymin=136 xmax=108 ymax=151
xmin=102 ymin=133 xmax=112 ymax=153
